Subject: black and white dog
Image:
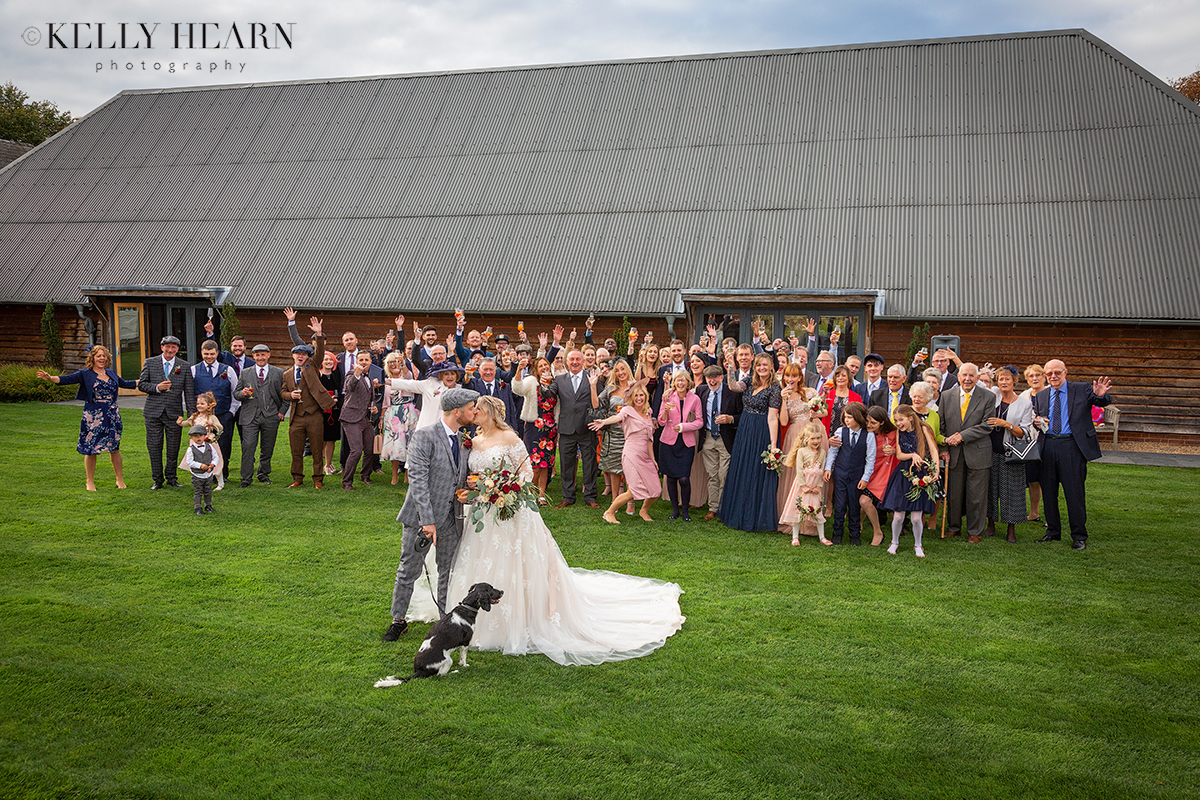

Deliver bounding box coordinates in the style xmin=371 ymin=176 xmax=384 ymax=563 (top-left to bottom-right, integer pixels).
xmin=374 ymin=582 xmax=503 ymax=688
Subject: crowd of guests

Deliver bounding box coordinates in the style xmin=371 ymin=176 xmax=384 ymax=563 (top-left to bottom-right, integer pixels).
xmin=39 ymin=311 xmax=1113 ymax=551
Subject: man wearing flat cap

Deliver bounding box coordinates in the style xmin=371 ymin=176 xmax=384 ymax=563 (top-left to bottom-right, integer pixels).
xmin=137 ymin=334 xmax=196 ymax=490
xmin=281 ymin=317 xmax=335 ymax=488
xmin=382 ymin=387 xmax=479 ymax=641
xmin=235 ymin=343 xmax=287 ymax=487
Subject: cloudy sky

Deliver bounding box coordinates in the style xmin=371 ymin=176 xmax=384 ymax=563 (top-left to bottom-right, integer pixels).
xmin=3 ymin=0 xmax=1198 ymax=118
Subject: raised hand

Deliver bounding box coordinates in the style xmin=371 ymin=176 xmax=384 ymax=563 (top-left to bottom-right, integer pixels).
xmin=706 ymin=324 xmax=718 ymax=339
xmin=1093 ymin=376 xmax=1112 ymax=396
xmin=412 ymin=320 xmax=421 ymax=338
xmin=538 ymin=332 xmax=549 ymax=348
xmin=552 ymin=324 xmax=564 ymax=343
xmin=805 ymin=317 xmax=816 ymax=336
xmin=395 ymin=314 xmax=405 ymax=331
xmin=751 ymin=319 xmax=760 ymax=336
xmin=309 ymin=316 xmax=323 ymax=335
xmin=283 ymin=306 xmax=296 ymax=322
xmin=445 ymin=332 xmax=455 ymax=349
xmin=204 ymin=319 xmax=214 ymax=336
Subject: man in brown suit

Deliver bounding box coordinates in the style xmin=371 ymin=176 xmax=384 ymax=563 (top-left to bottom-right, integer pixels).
xmin=281 ymin=317 xmax=335 ymax=488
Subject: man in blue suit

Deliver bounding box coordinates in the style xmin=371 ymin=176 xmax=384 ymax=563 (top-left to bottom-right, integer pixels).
xmin=1032 ymin=359 xmax=1112 ymax=550
xmin=466 ymin=357 xmax=519 ymax=434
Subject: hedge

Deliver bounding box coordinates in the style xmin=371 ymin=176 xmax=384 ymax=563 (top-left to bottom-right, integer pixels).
xmin=0 ymin=364 xmax=79 ymax=402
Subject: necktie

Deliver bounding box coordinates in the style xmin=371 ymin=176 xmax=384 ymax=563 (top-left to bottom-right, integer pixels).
xmin=709 ymin=392 xmax=719 ymax=434
xmin=450 ymin=433 xmax=460 ymax=466
xmin=295 ymin=367 xmax=301 ymax=385
xmin=210 ymin=365 xmax=216 ymax=378
xmin=848 ymin=430 xmax=856 ymax=449
xmin=960 ymin=391 xmax=970 ymax=420
xmin=258 ymin=368 xmax=265 ymax=385
xmin=572 ymin=373 xmax=580 ymax=393
xmin=889 ymin=391 xmax=899 ymax=421
xmin=1051 ymin=389 xmax=1062 ymax=434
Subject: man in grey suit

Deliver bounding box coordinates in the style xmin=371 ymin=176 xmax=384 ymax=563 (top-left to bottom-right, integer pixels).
xmin=382 ymin=388 xmax=479 ymax=640
xmin=235 ymin=344 xmax=287 ymax=487
xmin=940 ymin=363 xmax=997 ymax=543
xmin=137 ymin=335 xmax=196 ymax=490
xmin=544 ymin=349 xmax=600 ymax=508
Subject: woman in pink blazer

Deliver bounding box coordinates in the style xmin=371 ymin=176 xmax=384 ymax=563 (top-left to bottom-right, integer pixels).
xmin=657 ymin=371 xmax=704 ymax=521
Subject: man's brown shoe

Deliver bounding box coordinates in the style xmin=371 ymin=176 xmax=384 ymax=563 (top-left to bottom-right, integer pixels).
xmin=287 ymin=481 xmax=303 ymax=488
xmin=968 ymin=534 xmax=983 ymax=544
xmin=585 ymin=501 xmax=601 ymax=509
xmin=554 ymin=501 xmax=574 ymax=509
xmin=314 ymin=481 xmax=322 ymax=489
xmin=704 ymin=512 xmax=716 ymax=520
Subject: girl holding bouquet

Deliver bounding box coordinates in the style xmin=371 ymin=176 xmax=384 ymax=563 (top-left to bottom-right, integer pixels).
xmin=881 ymin=404 xmax=940 ymax=557
xmin=776 ymin=363 xmax=827 ymax=533
xmin=779 ymin=421 xmax=831 ymax=545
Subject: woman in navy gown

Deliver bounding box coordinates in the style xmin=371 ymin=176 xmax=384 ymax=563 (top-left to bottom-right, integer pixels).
xmin=718 ymin=353 xmax=782 ymax=532
xmin=38 ymin=345 xmax=137 ymax=492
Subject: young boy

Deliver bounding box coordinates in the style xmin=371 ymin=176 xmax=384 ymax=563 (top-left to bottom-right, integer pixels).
xmin=181 ymin=424 xmax=222 ymax=514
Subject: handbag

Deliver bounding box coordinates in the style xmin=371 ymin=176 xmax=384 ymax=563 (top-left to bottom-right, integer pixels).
xmin=1004 ymin=431 xmax=1041 ymax=463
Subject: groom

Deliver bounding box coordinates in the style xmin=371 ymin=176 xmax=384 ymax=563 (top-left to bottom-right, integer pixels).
xmin=382 ymin=387 xmax=479 ymax=640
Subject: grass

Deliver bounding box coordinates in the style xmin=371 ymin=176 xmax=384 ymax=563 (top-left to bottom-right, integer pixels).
xmin=1 ymin=402 xmax=1198 ymax=799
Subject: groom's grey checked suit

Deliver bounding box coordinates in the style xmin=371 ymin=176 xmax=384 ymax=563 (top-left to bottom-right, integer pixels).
xmin=389 ymin=422 xmax=472 ymax=620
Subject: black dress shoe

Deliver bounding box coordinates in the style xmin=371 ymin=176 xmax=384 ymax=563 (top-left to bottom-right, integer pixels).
xmin=164 ymin=479 xmax=182 ymax=488
xmin=681 ymin=513 xmax=691 ymax=522
xmin=151 ymin=482 xmax=163 ymax=491
xmin=850 ymin=536 xmax=862 ymax=546
xmin=668 ymin=511 xmax=681 ymax=520
xmin=1071 ymin=540 xmax=1087 ymax=550
xmin=258 ymin=477 xmax=273 ymax=485
xmin=382 ymin=620 xmax=408 ymax=641
xmin=1036 ymin=533 xmax=1061 ymax=543
xmin=240 ymin=480 xmax=252 ymax=488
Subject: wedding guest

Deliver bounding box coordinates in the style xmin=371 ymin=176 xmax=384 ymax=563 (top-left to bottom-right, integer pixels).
xmin=388 ymin=360 xmax=464 ymax=431
xmin=380 ymin=351 xmax=418 ymax=485
xmin=340 ymin=351 xmax=380 ymax=490
xmin=177 ymin=392 xmax=225 ymax=490
xmin=466 ymin=357 xmax=517 ymax=430
xmin=234 ymin=344 xmax=286 ymax=488
xmin=591 ymin=384 xmax=660 ymax=523
xmin=812 ymin=350 xmax=837 ymax=393
xmin=869 ymin=365 xmax=911 ymax=423
xmin=37 ymin=345 xmax=137 ymax=491
xmin=941 ymin=363 xmax=997 ymax=543
xmin=881 ymin=405 xmax=939 ymax=557
xmin=546 ymin=349 xmax=600 ymax=508
xmin=779 ymin=421 xmax=831 ymax=545
xmin=685 ymin=353 xmax=711 ymax=509
xmin=719 ymin=352 xmax=782 ymax=532
xmin=853 ymin=353 xmax=886 ymax=401
xmin=776 ymin=363 xmax=825 ymax=533
xmin=191 ymin=340 xmax=238 ymax=484
xmin=654 ymin=339 xmax=689 ymax=409
xmin=844 ymin=354 xmax=862 ymax=382
xmin=596 ymin=359 xmax=637 ymax=514
xmin=281 ymin=318 xmax=334 ymax=488
xmin=657 ymin=372 xmax=703 ymax=521
xmin=696 ymin=364 xmax=741 ymax=520
xmin=1032 ymin=360 xmax=1112 ymax=550
xmin=921 ymin=368 xmax=943 ymax=409
xmin=635 ymin=341 xmax=661 ymax=398
xmin=181 ymin=424 xmax=221 ymax=515
xmin=986 ymin=366 xmax=1033 ymax=543
xmin=822 ymin=365 xmax=862 ymax=436
xmin=317 ymin=351 xmax=342 ymax=476
xmin=822 ymin=403 xmax=875 ymax=546
xmin=1020 ymin=364 xmax=1048 ymax=522
xmin=909 ymin=382 xmax=942 ymax=443
xmin=137 ymin=335 xmax=197 ymax=489
xmin=518 ymin=356 xmax=558 ymax=505
xmin=858 ymin=406 xmax=899 ymax=546
xmin=909 ymin=347 xmax=959 ymax=391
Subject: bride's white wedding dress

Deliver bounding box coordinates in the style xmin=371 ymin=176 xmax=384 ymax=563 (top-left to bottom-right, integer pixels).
xmin=446 ymin=443 xmax=685 ymax=666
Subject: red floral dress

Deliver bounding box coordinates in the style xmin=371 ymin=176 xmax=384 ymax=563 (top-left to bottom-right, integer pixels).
xmin=528 ymin=390 xmax=559 ymax=471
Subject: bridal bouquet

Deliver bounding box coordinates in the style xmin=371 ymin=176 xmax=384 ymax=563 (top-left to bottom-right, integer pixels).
xmin=463 ymin=458 xmax=540 ymax=532
xmin=760 ymin=446 xmax=785 ymax=472
xmin=904 ymin=457 xmax=941 ymax=503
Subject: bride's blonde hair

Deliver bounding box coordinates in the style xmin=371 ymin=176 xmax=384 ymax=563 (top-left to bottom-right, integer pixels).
xmin=474 ymin=395 xmax=512 ymax=433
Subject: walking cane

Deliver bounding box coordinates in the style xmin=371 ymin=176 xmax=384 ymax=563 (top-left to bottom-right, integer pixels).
xmin=940 ymin=469 xmax=948 ymax=538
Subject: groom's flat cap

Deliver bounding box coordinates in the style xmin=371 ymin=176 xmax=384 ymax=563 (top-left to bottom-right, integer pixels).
xmin=441 ymin=387 xmax=480 ymax=411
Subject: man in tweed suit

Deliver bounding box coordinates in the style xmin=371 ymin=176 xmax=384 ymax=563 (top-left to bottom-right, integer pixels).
xmin=235 ymin=344 xmax=287 ymax=487
xmin=382 ymin=388 xmax=478 ymax=640
xmin=281 ymin=317 xmax=335 ymax=488
xmin=137 ymin=335 xmax=196 ymax=490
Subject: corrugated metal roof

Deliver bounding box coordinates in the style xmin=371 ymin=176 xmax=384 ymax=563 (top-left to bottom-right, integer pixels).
xmin=1 ymin=29 xmax=1198 ymax=319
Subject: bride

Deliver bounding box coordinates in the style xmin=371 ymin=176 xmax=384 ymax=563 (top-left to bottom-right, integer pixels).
xmin=446 ymin=395 xmax=685 ymax=666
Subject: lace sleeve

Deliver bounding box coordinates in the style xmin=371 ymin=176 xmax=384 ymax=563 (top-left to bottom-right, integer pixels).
xmin=506 ymin=443 xmax=534 ymax=482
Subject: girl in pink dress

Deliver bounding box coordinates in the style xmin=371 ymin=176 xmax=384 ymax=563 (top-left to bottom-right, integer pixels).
xmin=591 ymin=384 xmax=660 ymax=523
xmin=776 ymin=363 xmax=827 ymax=533
xmin=779 ymin=421 xmax=830 ymax=545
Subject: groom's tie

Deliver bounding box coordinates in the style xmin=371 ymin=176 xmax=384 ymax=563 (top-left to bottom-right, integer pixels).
xmin=450 ymin=432 xmax=460 ymax=467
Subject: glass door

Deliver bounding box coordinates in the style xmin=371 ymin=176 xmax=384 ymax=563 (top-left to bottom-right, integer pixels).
xmin=113 ymin=302 xmax=145 ymax=394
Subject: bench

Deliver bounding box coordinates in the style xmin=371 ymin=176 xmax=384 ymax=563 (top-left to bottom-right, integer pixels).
xmin=1095 ymin=405 xmax=1121 ymax=450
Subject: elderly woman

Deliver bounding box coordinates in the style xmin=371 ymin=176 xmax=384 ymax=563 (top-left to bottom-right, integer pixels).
xmin=909 ymin=381 xmax=942 ymax=445
xmin=388 ymin=359 xmax=464 ymax=431
xmin=921 ymin=368 xmax=943 ymax=410
xmin=1020 ymin=363 xmax=1048 ymax=522
xmin=38 ymin=345 xmax=137 ymax=491
xmin=986 ymin=366 xmax=1033 ymax=542
xmin=379 ymin=350 xmax=418 ymax=484
xmin=821 ymin=365 xmax=862 ymax=436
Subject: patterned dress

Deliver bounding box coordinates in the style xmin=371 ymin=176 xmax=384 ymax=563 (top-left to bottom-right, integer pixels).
xmin=379 ymin=380 xmax=417 ymax=463
xmin=78 ymin=374 xmax=128 ymax=455
xmin=597 ymin=389 xmax=626 ymax=475
xmin=527 ymin=389 xmax=558 ymax=471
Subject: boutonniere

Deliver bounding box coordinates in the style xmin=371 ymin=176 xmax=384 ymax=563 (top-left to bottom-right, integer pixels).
xmin=172 ymin=366 xmax=182 ymax=376
xmin=458 ymin=429 xmax=474 ymax=449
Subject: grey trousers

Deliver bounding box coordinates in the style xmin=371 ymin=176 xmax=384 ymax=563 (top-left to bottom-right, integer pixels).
xmin=700 ymin=434 xmax=731 ymax=514
xmin=558 ymin=430 xmax=598 ymax=503
xmin=946 ymin=461 xmax=990 ymax=537
xmin=390 ymin=514 xmax=463 ymax=621
xmin=146 ymin=413 xmax=182 ymax=483
xmin=240 ymin=417 xmax=280 ymax=482
xmin=191 ymin=474 xmax=214 ymax=508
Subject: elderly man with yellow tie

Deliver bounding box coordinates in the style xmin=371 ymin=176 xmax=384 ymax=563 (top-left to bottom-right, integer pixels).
xmin=940 ymin=363 xmax=997 ymax=543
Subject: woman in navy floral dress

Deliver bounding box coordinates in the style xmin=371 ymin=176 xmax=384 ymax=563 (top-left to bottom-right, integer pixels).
xmin=38 ymin=345 xmax=137 ymax=492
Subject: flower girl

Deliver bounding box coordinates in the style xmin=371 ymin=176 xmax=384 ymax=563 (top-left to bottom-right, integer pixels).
xmin=779 ymin=421 xmax=831 ymax=546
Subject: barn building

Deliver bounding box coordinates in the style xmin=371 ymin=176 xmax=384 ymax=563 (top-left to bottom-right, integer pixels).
xmin=1 ymin=29 xmax=1197 ymax=442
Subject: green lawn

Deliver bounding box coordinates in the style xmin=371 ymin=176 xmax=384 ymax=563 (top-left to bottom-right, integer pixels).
xmin=1 ymin=402 xmax=1197 ymax=799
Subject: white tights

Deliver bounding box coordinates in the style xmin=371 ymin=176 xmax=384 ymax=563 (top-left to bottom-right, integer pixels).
xmin=890 ymin=511 xmax=924 ymax=548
